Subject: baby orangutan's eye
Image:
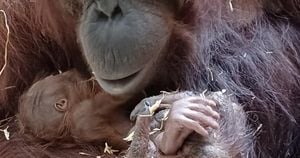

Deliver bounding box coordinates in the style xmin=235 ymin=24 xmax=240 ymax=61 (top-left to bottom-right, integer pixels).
xmin=54 ymin=99 xmax=68 ymax=112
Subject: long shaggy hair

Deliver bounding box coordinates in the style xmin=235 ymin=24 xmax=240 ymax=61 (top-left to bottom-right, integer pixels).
xmin=0 ymin=0 xmax=89 ymax=114
xmin=0 ymin=0 xmax=300 ymax=157
xmin=161 ymin=0 xmax=300 ymax=157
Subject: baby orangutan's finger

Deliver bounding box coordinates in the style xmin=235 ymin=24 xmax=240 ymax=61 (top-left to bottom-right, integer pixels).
xmin=184 ymin=110 xmax=220 ymax=129
xmin=188 ymin=104 xmax=220 ymax=120
xmin=178 ymin=116 xmax=209 ymax=137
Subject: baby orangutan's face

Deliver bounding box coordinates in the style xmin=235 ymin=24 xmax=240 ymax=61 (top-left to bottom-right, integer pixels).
xmin=18 ymin=70 xmax=99 ymax=141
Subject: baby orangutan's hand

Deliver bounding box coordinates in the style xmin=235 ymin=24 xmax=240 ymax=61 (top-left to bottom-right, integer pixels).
xmin=155 ymin=96 xmax=220 ymax=155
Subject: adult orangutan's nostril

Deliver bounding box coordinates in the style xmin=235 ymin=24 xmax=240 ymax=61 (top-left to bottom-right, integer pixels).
xmin=96 ymin=5 xmax=122 ymax=21
xmin=111 ymin=5 xmax=123 ymax=19
xmin=95 ymin=0 xmax=122 ymax=19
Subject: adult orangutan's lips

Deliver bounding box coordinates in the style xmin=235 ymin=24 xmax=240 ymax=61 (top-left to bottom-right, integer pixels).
xmin=97 ymin=64 xmax=144 ymax=80
xmin=100 ymin=70 xmax=140 ymax=84
xmin=96 ymin=65 xmax=151 ymax=96
xmin=97 ymin=69 xmax=144 ymax=92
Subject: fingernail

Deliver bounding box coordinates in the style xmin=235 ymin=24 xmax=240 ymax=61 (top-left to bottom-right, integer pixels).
xmin=214 ymin=112 xmax=220 ymax=119
xmin=203 ymin=131 xmax=209 ymax=137
xmin=213 ymin=122 xmax=219 ymax=129
xmin=208 ymin=100 xmax=217 ymax=106
xmin=207 ymin=106 xmax=214 ymax=112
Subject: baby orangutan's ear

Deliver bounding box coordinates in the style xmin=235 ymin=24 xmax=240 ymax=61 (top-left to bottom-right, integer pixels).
xmin=54 ymin=99 xmax=68 ymax=112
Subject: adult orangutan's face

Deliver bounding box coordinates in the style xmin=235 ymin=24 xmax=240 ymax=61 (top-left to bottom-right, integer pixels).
xmin=61 ymin=0 xmax=182 ymax=95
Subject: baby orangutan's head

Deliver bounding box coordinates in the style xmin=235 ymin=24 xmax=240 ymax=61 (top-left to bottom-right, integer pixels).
xmin=17 ymin=70 xmax=99 ymax=143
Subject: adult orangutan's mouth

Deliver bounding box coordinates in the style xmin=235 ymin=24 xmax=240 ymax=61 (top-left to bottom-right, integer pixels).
xmin=97 ymin=69 xmax=147 ymax=96
xmin=100 ymin=70 xmax=141 ymax=85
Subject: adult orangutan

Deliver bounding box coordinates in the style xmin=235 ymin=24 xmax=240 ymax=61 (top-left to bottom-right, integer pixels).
xmin=0 ymin=0 xmax=300 ymax=158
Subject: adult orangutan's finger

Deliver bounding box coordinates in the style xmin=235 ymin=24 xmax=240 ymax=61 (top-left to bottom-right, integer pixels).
xmin=187 ymin=97 xmax=217 ymax=107
xmin=185 ymin=110 xmax=220 ymax=129
xmin=178 ymin=116 xmax=209 ymax=137
xmin=188 ymin=103 xmax=220 ymax=120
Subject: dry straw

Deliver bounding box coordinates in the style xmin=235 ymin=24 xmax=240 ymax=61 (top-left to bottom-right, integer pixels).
xmin=0 ymin=10 xmax=10 ymax=77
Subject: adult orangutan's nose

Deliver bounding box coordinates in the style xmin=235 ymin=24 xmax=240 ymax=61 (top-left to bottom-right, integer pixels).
xmin=95 ymin=0 xmax=122 ymax=18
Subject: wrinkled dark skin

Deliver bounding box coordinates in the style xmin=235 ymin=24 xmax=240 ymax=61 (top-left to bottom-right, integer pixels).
xmin=78 ymin=0 xmax=179 ymax=95
xmin=18 ymin=70 xmax=132 ymax=149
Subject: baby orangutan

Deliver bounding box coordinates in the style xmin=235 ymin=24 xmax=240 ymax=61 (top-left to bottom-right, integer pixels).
xmin=128 ymin=91 xmax=253 ymax=158
xmin=17 ymin=70 xmax=252 ymax=157
xmin=17 ymin=70 xmax=130 ymax=149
